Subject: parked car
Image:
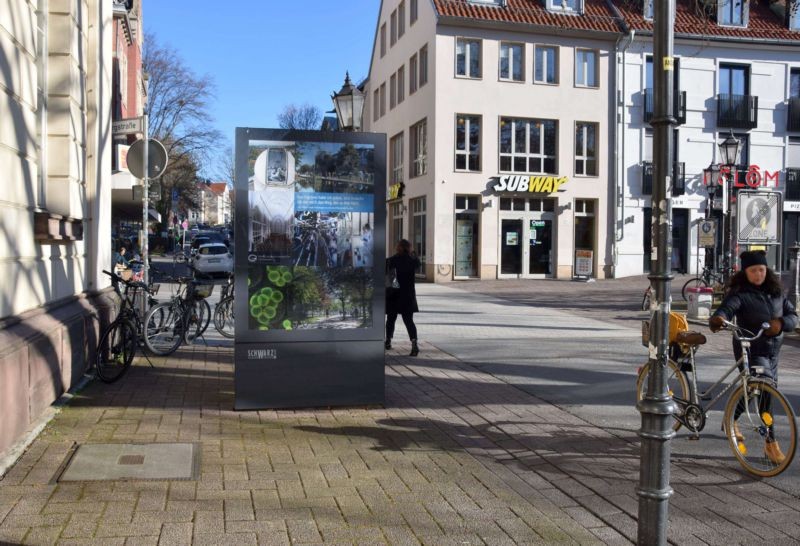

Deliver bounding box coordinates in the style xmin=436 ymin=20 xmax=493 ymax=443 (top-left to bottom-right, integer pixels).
xmin=192 ymin=243 xmax=233 ymax=277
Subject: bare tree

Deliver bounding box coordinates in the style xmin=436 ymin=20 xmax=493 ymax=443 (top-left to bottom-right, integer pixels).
xmin=144 ymin=32 xmax=223 ymax=229
xmin=277 ymin=103 xmax=323 ymax=130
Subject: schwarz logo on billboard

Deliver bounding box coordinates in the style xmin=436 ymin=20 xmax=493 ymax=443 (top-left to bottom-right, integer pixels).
xmin=247 ymin=348 xmax=277 ymax=360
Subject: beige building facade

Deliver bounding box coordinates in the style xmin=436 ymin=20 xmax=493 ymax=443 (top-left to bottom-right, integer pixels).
xmin=365 ymin=0 xmax=618 ymax=281
xmin=0 ymin=0 xmax=114 ymax=456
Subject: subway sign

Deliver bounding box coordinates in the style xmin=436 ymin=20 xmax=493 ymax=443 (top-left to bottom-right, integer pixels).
xmin=492 ymin=174 xmax=569 ymax=194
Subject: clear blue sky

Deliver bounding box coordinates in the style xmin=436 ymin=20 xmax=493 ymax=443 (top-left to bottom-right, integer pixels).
xmin=145 ymin=1 xmax=379 ymax=170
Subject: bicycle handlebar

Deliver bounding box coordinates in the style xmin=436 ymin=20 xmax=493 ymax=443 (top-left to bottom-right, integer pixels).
xmin=719 ymin=318 xmax=769 ymax=342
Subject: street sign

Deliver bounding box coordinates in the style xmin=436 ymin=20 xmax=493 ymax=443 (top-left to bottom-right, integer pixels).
xmin=112 ymin=117 xmax=144 ymax=136
xmin=737 ymin=190 xmax=781 ymax=244
xmin=128 ymin=138 xmax=169 ymax=179
xmin=698 ymin=219 xmax=717 ymax=248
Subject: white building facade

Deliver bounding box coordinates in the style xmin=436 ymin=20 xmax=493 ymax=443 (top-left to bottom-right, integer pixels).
xmin=365 ymin=0 xmax=620 ymax=281
xmin=614 ymin=0 xmax=800 ymax=276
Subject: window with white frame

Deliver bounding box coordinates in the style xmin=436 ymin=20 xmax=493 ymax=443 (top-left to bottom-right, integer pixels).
xmin=390 ymin=73 xmax=397 ymax=109
xmin=546 ymin=0 xmax=583 ymax=14
xmin=534 ymin=45 xmax=558 ymax=84
xmin=410 ymin=0 xmax=418 ymax=24
xmin=456 ymin=38 xmax=482 ymax=78
xmin=499 ymin=42 xmax=524 ymax=82
xmin=419 ymin=44 xmax=429 ymax=86
xmin=390 ymin=9 xmax=397 ymax=46
xmin=410 ymin=119 xmax=427 ymax=178
xmin=399 ymin=1 xmax=406 ymax=38
xmin=575 ymin=122 xmax=598 ymax=176
xmin=373 ymin=89 xmax=379 ymax=121
xmin=390 ymin=132 xmax=404 ymax=184
xmin=410 ymin=53 xmax=418 ymax=93
xmin=719 ymin=0 xmax=746 ymax=26
xmin=456 ymin=115 xmax=481 ymax=172
xmin=499 ymin=118 xmax=558 ymax=174
xmin=643 ymin=0 xmax=653 ymax=19
xmin=380 ymin=23 xmax=386 ymax=57
xmin=380 ymin=83 xmax=386 ymax=117
xmin=575 ymin=49 xmax=598 ymax=88
xmin=792 ymin=4 xmax=800 ymax=30
xmin=390 ymin=202 xmax=404 ymax=246
xmin=397 ymin=65 xmax=405 ymax=104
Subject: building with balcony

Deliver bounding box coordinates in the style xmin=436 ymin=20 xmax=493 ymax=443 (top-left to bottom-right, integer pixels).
xmin=364 ymin=0 xmax=621 ymax=280
xmin=614 ymin=0 xmax=800 ymax=276
xmin=0 ymin=1 xmax=114 ymax=456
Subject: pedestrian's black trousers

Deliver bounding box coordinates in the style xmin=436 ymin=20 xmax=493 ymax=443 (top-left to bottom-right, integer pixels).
xmin=386 ymin=312 xmax=417 ymax=341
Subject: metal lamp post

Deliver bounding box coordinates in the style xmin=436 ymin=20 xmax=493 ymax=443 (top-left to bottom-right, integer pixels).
xmin=703 ymin=164 xmax=721 ymax=272
xmin=718 ymin=131 xmax=742 ymax=277
xmin=331 ymin=72 xmax=365 ymax=132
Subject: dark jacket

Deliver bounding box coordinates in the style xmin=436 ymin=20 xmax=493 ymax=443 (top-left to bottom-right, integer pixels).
xmin=386 ymin=253 xmax=420 ymax=315
xmin=713 ymin=283 xmax=798 ymax=361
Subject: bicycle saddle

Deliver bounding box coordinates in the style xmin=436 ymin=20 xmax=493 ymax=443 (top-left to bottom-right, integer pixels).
xmin=675 ymin=331 xmax=706 ymax=346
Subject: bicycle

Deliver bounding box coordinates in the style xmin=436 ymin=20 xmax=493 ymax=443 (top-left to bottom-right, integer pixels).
xmin=681 ymin=265 xmax=726 ymax=301
xmin=636 ymin=319 xmax=797 ymax=477
xmin=213 ymin=273 xmax=235 ymax=338
xmin=96 ymin=270 xmax=157 ymax=383
xmin=143 ymin=270 xmax=213 ymax=356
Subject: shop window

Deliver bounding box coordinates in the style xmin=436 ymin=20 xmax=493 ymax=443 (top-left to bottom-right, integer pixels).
xmin=456 ymin=38 xmax=481 ymax=79
xmin=499 ymin=42 xmax=524 ymax=82
xmin=410 ymin=118 xmax=427 ymax=178
xmin=575 ymin=49 xmax=598 ymax=88
xmin=455 ymin=195 xmax=480 ymax=277
xmin=534 ymin=45 xmax=558 ymax=85
xmin=499 ymin=117 xmax=557 ymax=174
xmin=411 ymin=197 xmax=427 ymax=275
xmin=574 ymin=199 xmax=596 ymax=274
xmin=575 ymin=122 xmax=598 ymax=176
xmin=456 ymin=115 xmax=481 ymax=172
xmin=390 ymin=132 xmax=404 ymax=184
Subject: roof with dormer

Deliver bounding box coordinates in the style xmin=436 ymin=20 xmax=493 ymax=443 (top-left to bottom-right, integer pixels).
xmin=432 ymin=0 xmax=624 ymax=33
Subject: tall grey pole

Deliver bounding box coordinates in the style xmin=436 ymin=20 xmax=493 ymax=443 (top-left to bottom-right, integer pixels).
xmin=142 ymin=115 xmax=149 ymax=288
xmin=637 ymin=1 xmax=676 ymax=544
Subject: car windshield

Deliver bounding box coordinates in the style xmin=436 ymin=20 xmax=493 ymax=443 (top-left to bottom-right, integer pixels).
xmin=199 ymin=246 xmax=228 ymax=256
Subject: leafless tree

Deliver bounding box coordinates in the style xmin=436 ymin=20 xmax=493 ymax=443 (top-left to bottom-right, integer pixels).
xmin=143 ymin=32 xmax=223 ymax=229
xmin=277 ymin=103 xmax=323 ymax=130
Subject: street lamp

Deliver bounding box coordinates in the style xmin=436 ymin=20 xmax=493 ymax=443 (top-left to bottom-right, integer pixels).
xmin=717 ymin=131 xmax=742 ymax=277
xmin=331 ymin=72 xmax=364 ymax=132
xmin=702 ymin=163 xmax=722 ymax=275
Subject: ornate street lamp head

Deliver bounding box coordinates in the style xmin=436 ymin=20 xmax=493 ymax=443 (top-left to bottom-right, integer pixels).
xmin=331 ymin=72 xmax=365 ymax=132
xmin=718 ymin=130 xmax=741 ymax=167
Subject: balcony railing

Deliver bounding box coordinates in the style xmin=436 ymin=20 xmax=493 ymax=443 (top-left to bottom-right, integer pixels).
xmin=717 ymin=94 xmax=758 ymax=129
xmin=789 ymin=97 xmax=800 ymax=133
xmin=641 ymin=161 xmax=686 ymax=197
xmin=643 ymin=89 xmax=687 ymax=125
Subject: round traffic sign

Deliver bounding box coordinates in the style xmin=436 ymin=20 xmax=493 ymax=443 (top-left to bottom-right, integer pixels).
xmin=128 ymin=138 xmax=169 ymax=179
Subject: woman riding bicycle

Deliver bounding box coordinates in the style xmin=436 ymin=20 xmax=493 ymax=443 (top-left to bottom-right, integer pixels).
xmin=708 ymin=250 xmax=798 ymax=463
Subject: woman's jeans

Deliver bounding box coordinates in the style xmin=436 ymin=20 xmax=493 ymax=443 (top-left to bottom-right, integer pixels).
xmin=386 ymin=312 xmax=417 ymax=341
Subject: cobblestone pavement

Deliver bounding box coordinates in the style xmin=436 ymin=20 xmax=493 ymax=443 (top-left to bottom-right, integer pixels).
xmin=1 ymin=281 xmax=800 ymax=545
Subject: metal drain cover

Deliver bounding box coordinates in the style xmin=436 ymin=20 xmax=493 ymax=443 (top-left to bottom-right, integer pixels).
xmin=57 ymin=443 xmax=199 ymax=482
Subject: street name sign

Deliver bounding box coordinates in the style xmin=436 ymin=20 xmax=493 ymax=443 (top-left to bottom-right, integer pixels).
xmin=112 ymin=117 xmax=144 ymax=136
xmin=737 ymin=190 xmax=781 ymax=244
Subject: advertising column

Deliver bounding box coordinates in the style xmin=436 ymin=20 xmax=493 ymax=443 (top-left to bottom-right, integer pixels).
xmin=234 ymin=129 xmax=386 ymax=409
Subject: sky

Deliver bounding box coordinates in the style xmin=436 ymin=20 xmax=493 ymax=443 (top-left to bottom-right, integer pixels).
xmin=145 ymin=1 xmax=380 ymax=172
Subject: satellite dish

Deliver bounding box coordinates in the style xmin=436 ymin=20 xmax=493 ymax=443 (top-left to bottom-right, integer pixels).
xmin=128 ymin=138 xmax=169 ymax=179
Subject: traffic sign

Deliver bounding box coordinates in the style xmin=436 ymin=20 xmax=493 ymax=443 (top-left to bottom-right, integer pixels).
xmin=698 ymin=219 xmax=717 ymax=248
xmin=737 ymin=191 xmax=781 ymax=244
xmin=112 ymin=117 xmax=144 ymax=136
xmin=128 ymin=138 xmax=169 ymax=179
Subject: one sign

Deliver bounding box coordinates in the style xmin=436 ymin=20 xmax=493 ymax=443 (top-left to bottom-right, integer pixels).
xmin=112 ymin=117 xmax=144 ymax=136
xmin=737 ymin=190 xmax=781 ymax=244
xmin=505 ymin=232 xmax=519 ymax=246
xmin=492 ymin=175 xmax=568 ymax=194
xmin=128 ymin=138 xmax=169 ymax=179
xmin=698 ymin=219 xmax=717 ymax=248
xmin=575 ymin=249 xmax=593 ymax=277
xmin=785 ymin=201 xmax=800 ymax=212
xmin=388 ymin=182 xmax=404 ymax=200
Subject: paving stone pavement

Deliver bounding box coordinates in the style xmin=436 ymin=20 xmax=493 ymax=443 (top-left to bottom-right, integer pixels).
xmin=1 ymin=283 xmax=800 ymax=545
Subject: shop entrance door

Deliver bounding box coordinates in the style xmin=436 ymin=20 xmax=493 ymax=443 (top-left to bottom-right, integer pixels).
xmin=500 ymin=219 xmax=523 ymax=275
xmin=527 ymin=219 xmax=553 ymax=276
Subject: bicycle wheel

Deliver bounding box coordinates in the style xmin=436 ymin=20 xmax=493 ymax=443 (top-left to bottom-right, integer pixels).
xmin=636 ymin=359 xmax=690 ymax=432
xmin=144 ymin=302 xmax=183 ymax=356
xmin=681 ymin=277 xmax=708 ymax=301
xmin=96 ymin=319 xmax=136 ymax=383
xmin=184 ymin=299 xmax=211 ymax=343
xmin=214 ymin=296 xmax=235 ymax=338
xmin=723 ymin=380 xmax=797 ymax=477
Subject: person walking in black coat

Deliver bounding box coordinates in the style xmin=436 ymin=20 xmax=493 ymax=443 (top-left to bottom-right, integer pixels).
xmin=386 ymin=239 xmax=420 ymax=356
xmin=709 ymin=250 xmax=799 ymax=464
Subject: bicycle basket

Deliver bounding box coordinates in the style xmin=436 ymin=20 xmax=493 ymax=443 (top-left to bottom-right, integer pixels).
xmin=192 ymin=283 xmax=214 ymax=299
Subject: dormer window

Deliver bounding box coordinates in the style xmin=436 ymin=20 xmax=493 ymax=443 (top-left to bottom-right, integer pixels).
xmin=643 ymin=0 xmax=654 ymax=20
xmin=718 ymin=0 xmax=747 ymax=27
xmin=546 ymin=0 xmax=583 ymax=14
xmin=791 ymin=0 xmax=800 ymax=31
xmin=468 ymin=0 xmax=505 ymax=6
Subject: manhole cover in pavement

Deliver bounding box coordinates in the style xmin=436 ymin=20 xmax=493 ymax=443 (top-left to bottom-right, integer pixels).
xmin=56 ymin=443 xmax=199 ymax=482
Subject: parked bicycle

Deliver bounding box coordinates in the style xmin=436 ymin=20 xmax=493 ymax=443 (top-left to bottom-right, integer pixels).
xmin=681 ymin=265 xmax=727 ymax=301
xmin=96 ymin=270 xmax=159 ymax=382
xmin=143 ymin=269 xmax=213 ymax=356
xmin=213 ymin=273 xmax=235 ymax=338
xmin=636 ymin=319 xmax=797 ymax=477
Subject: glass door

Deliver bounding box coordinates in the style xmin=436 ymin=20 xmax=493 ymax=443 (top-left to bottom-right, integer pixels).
xmin=455 ymin=215 xmax=478 ymax=277
xmin=528 ymin=219 xmax=553 ymax=276
xmin=500 ymin=219 xmax=523 ymax=275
